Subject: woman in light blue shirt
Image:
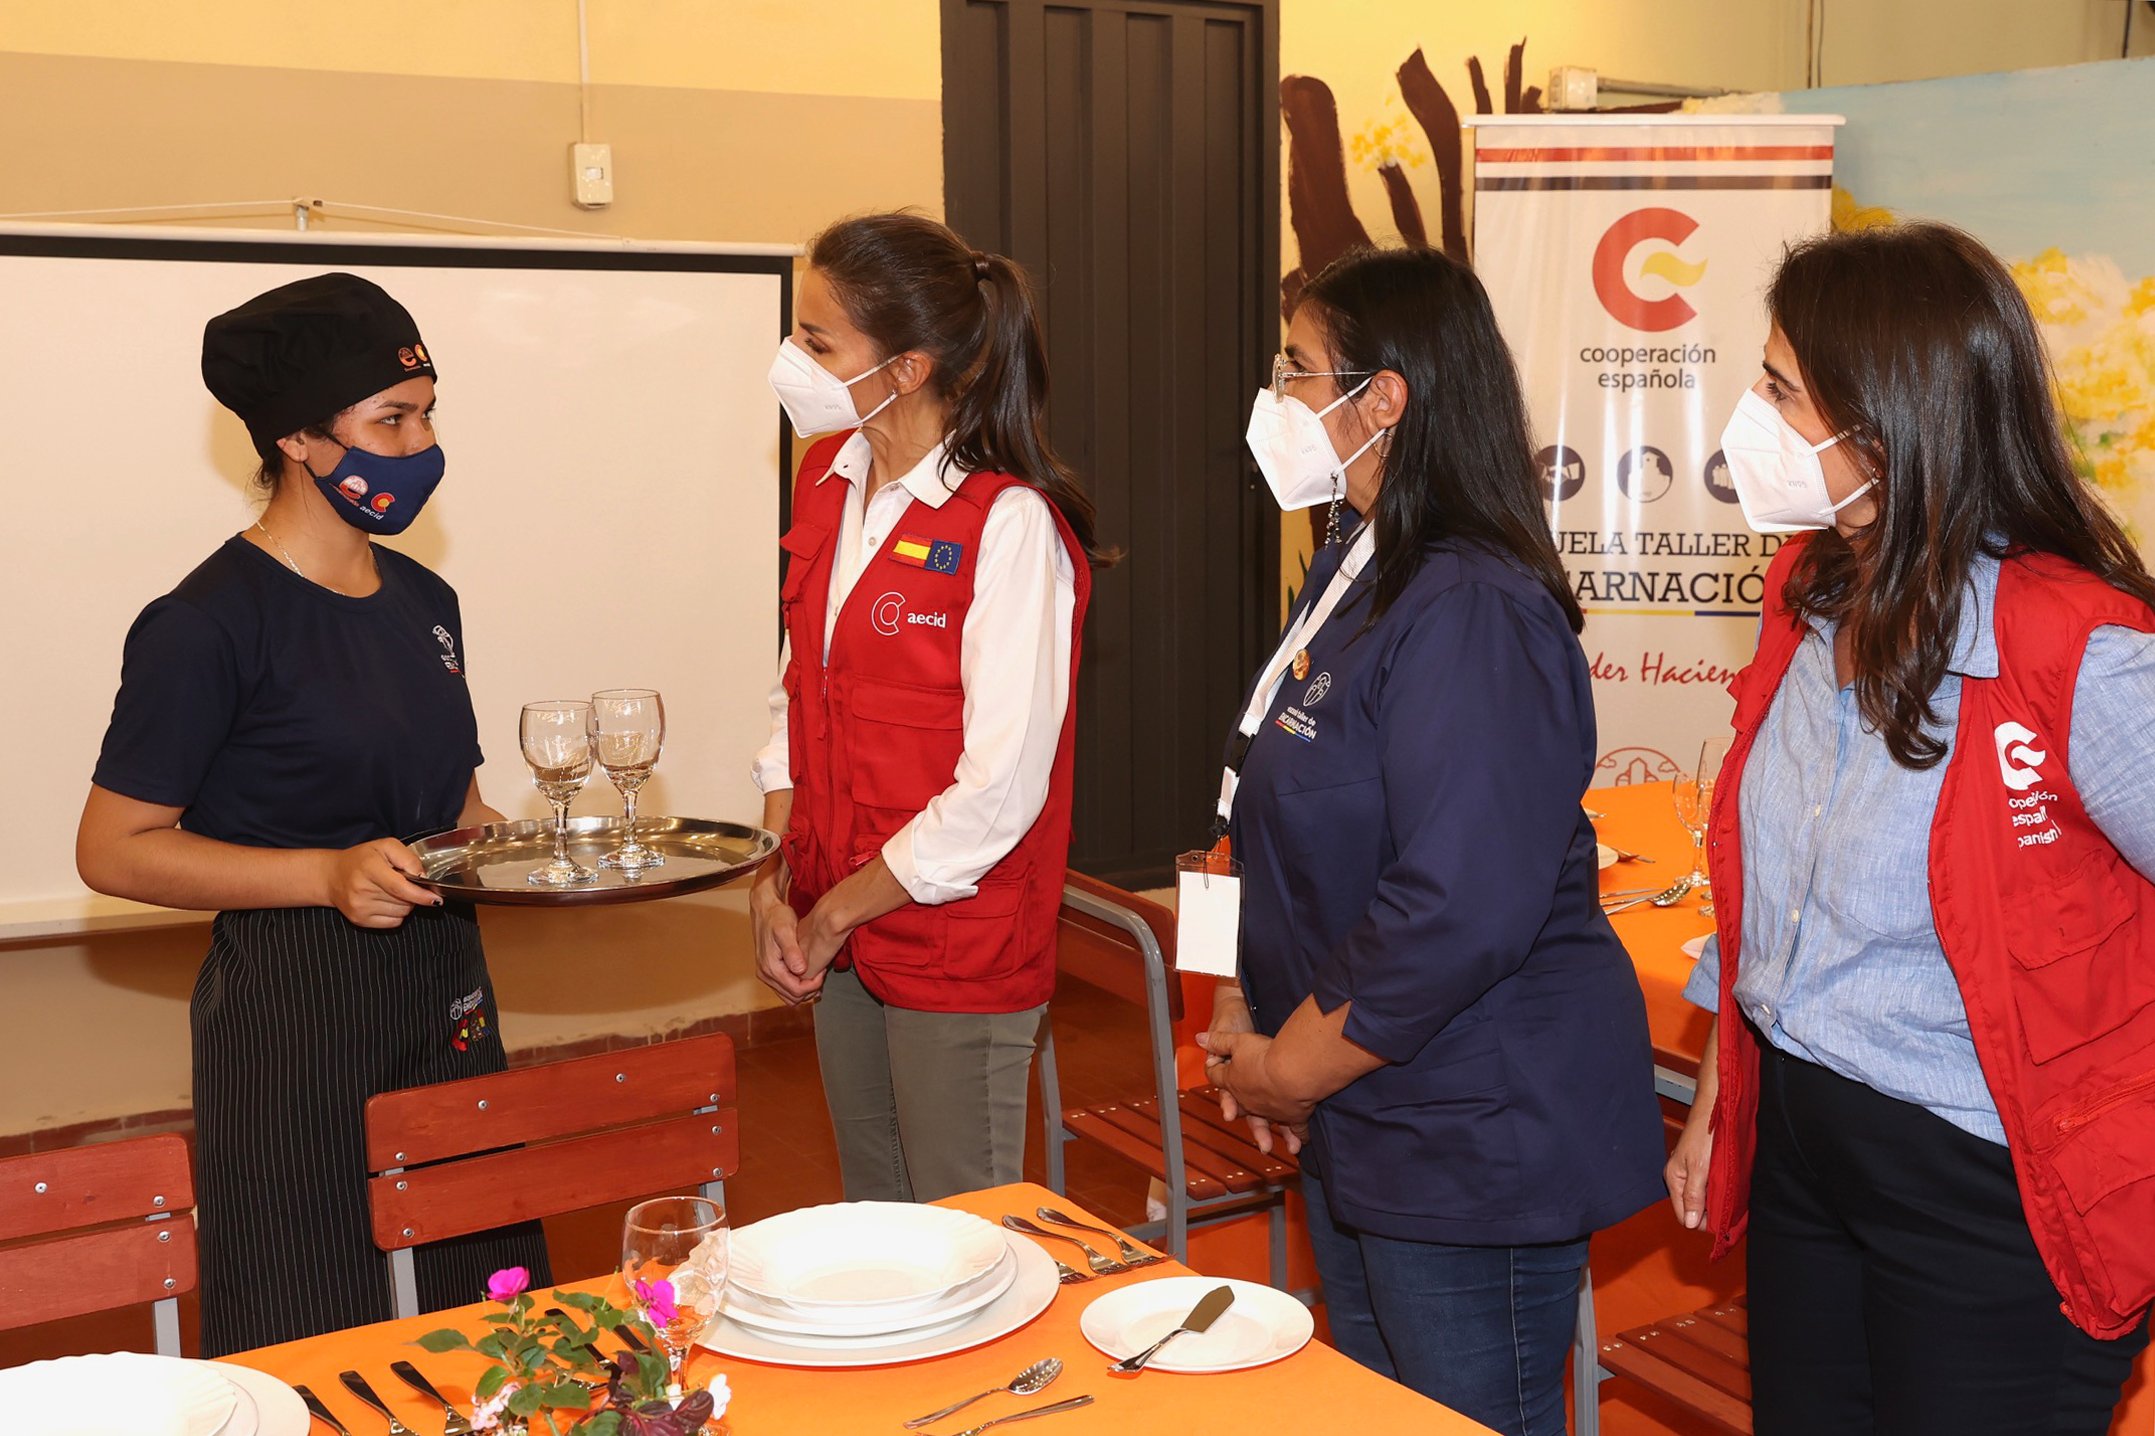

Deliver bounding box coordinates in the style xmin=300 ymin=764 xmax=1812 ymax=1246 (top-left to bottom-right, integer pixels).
xmin=1666 ymin=223 xmax=2155 ymax=1436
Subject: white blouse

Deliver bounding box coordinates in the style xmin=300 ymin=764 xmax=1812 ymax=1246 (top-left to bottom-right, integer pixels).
xmin=752 ymin=433 xmax=1078 ymax=905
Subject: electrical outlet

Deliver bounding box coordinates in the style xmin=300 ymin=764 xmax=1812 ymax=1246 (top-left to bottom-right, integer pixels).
xmin=571 ymin=142 xmax=614 ymax=209
xmin=1548 ymin=66 xmax=1599 ymax=112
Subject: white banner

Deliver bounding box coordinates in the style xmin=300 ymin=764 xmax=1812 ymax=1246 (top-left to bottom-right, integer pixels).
xmin=1467 ymin=116 xmax=1839 ymax=786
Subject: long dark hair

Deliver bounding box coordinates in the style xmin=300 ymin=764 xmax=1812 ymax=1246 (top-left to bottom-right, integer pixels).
xmin=1771 ymin=222 xmax=2155 ymax=768
xmin=1298 ymin=246 xmax=1583 ymax=633
xmin=809 ymin=213 xmax=1108 ymax=564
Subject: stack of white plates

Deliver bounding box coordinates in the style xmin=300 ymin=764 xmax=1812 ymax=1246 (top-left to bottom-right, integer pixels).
xmin=0 ymin=1352 xmax=307 ymax=1436
xmin=704 ymin=1201 xmax=1060 ymax=1367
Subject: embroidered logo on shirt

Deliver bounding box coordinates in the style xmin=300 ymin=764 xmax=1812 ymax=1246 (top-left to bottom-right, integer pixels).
xmin=449 ymin=987 xmax=490 ymax=1051
xmin=1992 ymin=721 xmax=2047 ymax=791
xmin=432 ymin=624 xmax=462 ymax=675
xmin=1303 ymin=672 xmax=1333 ymax=706
xmin=871 ymin=591 xmax=907 ymax=636
xmin=891 ymin=534 xmax=964 ymax=574
xmin=1275 ymin=706 xmax=1318 ymax=742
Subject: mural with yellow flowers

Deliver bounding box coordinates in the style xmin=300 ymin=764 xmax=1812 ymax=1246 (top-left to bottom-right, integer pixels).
xmin=1782 ymin=58 xmax=2155 ymax=538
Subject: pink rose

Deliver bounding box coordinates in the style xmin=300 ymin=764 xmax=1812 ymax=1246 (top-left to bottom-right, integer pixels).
xmin=632 ymin=1275 xmax=678 ymax=1326
xmin=485 ymin=1267 xmax=530 ymax=1304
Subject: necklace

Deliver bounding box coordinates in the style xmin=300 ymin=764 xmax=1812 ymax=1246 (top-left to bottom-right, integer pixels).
xmin=254 ymin=520 xmax=375 ymax=596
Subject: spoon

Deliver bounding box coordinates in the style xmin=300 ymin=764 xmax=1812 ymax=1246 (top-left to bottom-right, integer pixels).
xmin=903 ymin=1357 xmax=1064 ymax=1429
xmin=1604 ymin=875 xmax=1698 ymax=916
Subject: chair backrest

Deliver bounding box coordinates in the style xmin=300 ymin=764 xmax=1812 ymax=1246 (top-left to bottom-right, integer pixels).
xmin=1057 ymin=869 xmax=1181 ymax=1022
xmin=0 ymin=1133 xmax=196 ymax=1347
xmin=363 ymin=1032 xmax=738 ymax=1254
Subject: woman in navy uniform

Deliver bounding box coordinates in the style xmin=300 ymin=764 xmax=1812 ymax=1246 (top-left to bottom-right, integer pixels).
xmin=76 ymin=274 xmax=548 ymax=1355
xmin=1203 ymin=247 xmax=1664 ymax=1436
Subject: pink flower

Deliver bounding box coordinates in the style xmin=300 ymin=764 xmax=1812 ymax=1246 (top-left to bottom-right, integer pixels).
xmin=485 ymin=1267 xmax=530 ymax=1304
xmin=632 ymin=1275 xmax=678 ymax=1326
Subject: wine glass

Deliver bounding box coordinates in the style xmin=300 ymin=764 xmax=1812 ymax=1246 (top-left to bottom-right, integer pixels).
xmin=590 ymin=689 xmax=666 ymax=872
xmin=621 ymin=1195 xmax=730 ymax=1407
xmin=1671 ymin=735 xmax=1733 ymax=899
xmin=520 ymin=700 xmax=598 ymax=887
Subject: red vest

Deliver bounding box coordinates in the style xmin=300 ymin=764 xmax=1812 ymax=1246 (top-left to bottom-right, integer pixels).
xmin=779 ymin=432 xmax=1090 ymax=1013
xmin=1704 ymin=536 xmax=2155 ymax=1337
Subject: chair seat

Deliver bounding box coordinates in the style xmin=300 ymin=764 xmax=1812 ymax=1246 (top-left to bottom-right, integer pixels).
xmin=1597 ymin=1297 xmax=1751 ymax=1436
xmin=1062 ymin=1083 xmax=1299 ymax=1201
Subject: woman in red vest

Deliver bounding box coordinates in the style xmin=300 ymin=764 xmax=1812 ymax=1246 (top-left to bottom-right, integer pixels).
xmin=747 ymin=214 xmax=1103 ymax=1202
xmin=1666 ymin=223 xmax=2155 ymax=1433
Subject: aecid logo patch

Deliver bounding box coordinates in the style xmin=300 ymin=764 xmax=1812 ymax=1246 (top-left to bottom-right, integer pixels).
xmin=1993 ymin=721 xmax=2047 ymax=792
xmin=1592 ymin=208 xmax=1708 ymax=333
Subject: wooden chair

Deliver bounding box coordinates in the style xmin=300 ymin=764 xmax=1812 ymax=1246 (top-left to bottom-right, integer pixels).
xmin=1036 ymin=871 xmax=1301 ymax=1291
xmin=364 ymin=1032 xmax=738 ymax=1319
xmin=0 ymin=1133 xmax=197 ymax=1355
xmin=1579 ymin=1043 xmax=1754 ymax=1436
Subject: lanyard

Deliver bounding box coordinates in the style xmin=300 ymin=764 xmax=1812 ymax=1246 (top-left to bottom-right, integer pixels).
xmin=1215 ymin=524 xmax=1374 ymax=826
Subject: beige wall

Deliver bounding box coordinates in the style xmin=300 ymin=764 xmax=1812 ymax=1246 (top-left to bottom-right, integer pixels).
xmin=0 ymin=0 xmax=942 ymax=1137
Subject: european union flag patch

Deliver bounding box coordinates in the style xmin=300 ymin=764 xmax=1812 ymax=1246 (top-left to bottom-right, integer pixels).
xmin=892 ymin=533 xmax=964 ymax=574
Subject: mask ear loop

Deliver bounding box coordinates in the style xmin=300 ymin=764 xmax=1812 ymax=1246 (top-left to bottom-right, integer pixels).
xmin=1318 ymin=376 xmax=1382 ymax=548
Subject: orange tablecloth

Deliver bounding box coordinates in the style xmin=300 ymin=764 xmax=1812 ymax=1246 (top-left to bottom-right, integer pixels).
xmin=1591 ymin=780 xmax=1716 ymax=1069
xmin=222 ymin=1183 xmax=1492 ymax=1435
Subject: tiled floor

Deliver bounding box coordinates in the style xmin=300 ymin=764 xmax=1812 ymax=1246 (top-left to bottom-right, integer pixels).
xmin=0 ymin=977 xmax=1158 ymax=1369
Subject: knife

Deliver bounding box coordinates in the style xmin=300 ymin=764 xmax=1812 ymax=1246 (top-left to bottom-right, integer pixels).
xmin=337 ymin=1369 xmax=416 ymax=1436
xmin=1109 ymin=1284 xmax=1236 ymax=1372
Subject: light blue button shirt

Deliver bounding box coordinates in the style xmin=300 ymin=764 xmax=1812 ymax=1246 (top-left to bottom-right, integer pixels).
xmin=1683 ymin=551 xmax=2155 ymax=1142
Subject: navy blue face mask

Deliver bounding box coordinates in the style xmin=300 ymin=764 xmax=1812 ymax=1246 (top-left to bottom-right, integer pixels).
xmin=305 ymin=441 xmax=446 ymax=536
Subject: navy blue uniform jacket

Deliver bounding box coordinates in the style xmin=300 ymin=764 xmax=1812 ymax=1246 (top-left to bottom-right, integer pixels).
xmin=1228 ymin=536 xmax=1665 ymax=1245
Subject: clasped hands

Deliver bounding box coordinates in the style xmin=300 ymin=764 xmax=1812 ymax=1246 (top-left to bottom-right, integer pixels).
xmin=750 ymin=854 xmax=911 ymax=1005
xmin=1199 ymin=988 xmax=1311 ymax=1157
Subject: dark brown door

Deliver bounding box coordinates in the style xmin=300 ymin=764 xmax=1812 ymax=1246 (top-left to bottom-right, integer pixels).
xmin=943 ymin=0 xmax=1280 ymax=887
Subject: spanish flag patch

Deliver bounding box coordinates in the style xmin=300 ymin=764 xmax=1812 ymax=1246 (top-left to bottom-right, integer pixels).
xmin=891 ymin=534 xmax=964 ymax=574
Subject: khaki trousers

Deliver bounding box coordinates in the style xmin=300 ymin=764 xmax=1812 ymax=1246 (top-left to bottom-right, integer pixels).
xmin=811 ymin=965 xmax=1046 ymax=1203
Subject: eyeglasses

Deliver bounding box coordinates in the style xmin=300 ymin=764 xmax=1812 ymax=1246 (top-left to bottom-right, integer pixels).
xmin=1271 ymin=352 xmax=1374 ymax=402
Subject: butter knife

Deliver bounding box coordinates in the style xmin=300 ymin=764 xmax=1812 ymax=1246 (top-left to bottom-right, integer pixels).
xmin=390 ymin=1360 xmax=474 ymax=1436
xmin=294 ymin=1385 xmax=351 ymax=1436
xmin=1110 ymin=1284 xmax=1235 ymax=1372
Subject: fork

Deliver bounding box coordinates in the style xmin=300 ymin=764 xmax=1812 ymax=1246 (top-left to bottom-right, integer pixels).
xmin=391 ymin=1361 xmax=473 ymax=1436
xmin=948 ymin=1394 xmax=1096 ymax=1436
xmin=337 ymin=1370 xmax=414 ymax=1435
xmin=1035 ymin=1206 xmax=1166 ymax=1267
xmin=295 ymin=1386 xmax=351 ymax=1436
xmin=1002 ymin=1215 xmax=1131 ymax=1274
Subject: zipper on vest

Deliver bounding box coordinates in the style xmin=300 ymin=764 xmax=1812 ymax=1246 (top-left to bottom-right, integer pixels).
xmin=2054 ymin=1067 xmax=2155 ymax=1138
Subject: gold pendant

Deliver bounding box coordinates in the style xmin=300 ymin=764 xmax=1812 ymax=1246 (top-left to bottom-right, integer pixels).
xmin=1291 ymin=649 xmax=1310 ymax=681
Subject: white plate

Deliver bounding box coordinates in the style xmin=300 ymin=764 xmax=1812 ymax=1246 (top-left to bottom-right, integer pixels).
xmin=729 ymin=1201 xmax=1007 ymax=1320
xmin=210 ymin=1364 xmax=306 ymax=1436
xmin=721 ymin=1240 xmax=1019 ymax=1338
xmin=700 ymin=1230 xmax=1058 ymax=1368
xmin=1080 ymin=1276 xmax=1314 ymax=1374
xmin=1596 ymin=843 xmax=1619 ymax=870
xmin=0 ymin=1352 xmax=236 ymax=1436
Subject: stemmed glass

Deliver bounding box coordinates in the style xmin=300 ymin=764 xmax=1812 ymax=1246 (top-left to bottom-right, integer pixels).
xmin=590 ymin=688 xmax=666 ymax=872
xmin=520 ymin=700 xmax=598 ymax=887
xmin=1672 ymin=735 xmax=1733 ymax=901
xmin=621 ymin=1195 xmax=730 ymax=1409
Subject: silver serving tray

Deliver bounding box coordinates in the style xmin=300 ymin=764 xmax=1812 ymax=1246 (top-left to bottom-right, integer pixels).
xmin=406 ymin=816 xmax=777 ymax=907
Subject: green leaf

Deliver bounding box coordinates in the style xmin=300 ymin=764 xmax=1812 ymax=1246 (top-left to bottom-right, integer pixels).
xmin=411 ymin=1329 xmax=474 ymax=1353
xmin=507 ymin=1384 xmax=547 ymax=1418
xmin=474 ymin=1366 xmax=510 ymax=1401
xmin=634 ymin=1352 xmax=668 ymax=1394
xmin=554 ymin=1289 xmax=607 ymax=1313
xmin=476 ymin=1331 xmax=511 ymax=1362
xmin=542 ymin=1384 xmax=591 ymax=1410
xmin=582 ymin=1414 xmax=624 ymax=1436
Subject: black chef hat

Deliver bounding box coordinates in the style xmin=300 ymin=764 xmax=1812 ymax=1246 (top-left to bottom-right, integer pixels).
xmin=201 ymin=273 xmax=437 ymax=449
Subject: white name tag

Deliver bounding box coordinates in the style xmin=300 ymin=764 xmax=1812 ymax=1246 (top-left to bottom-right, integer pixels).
xmin=1174 ymin=850 xmax=1242 ymax=978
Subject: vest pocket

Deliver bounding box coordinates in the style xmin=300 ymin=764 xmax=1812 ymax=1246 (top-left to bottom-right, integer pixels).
xmin=2044 ymin=1069 xmax=2155 ymax=1331
xmin=2005 ymin=855 xmax=2145 ymax=1063
xmin=847 ymin=678 xmax=967 ymax=816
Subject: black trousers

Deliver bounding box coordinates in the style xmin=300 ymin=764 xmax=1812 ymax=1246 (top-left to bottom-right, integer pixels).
xmin=1747 ymin=1039 xmax=2149 ymax=1436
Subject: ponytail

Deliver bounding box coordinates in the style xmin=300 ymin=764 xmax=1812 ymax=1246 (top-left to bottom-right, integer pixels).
xmin=808 ymin=213 xmax=1111 ymax=565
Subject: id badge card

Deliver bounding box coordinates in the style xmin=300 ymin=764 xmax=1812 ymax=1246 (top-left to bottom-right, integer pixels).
xmin=1174 ymin=848 xmax=1243 ymax=978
